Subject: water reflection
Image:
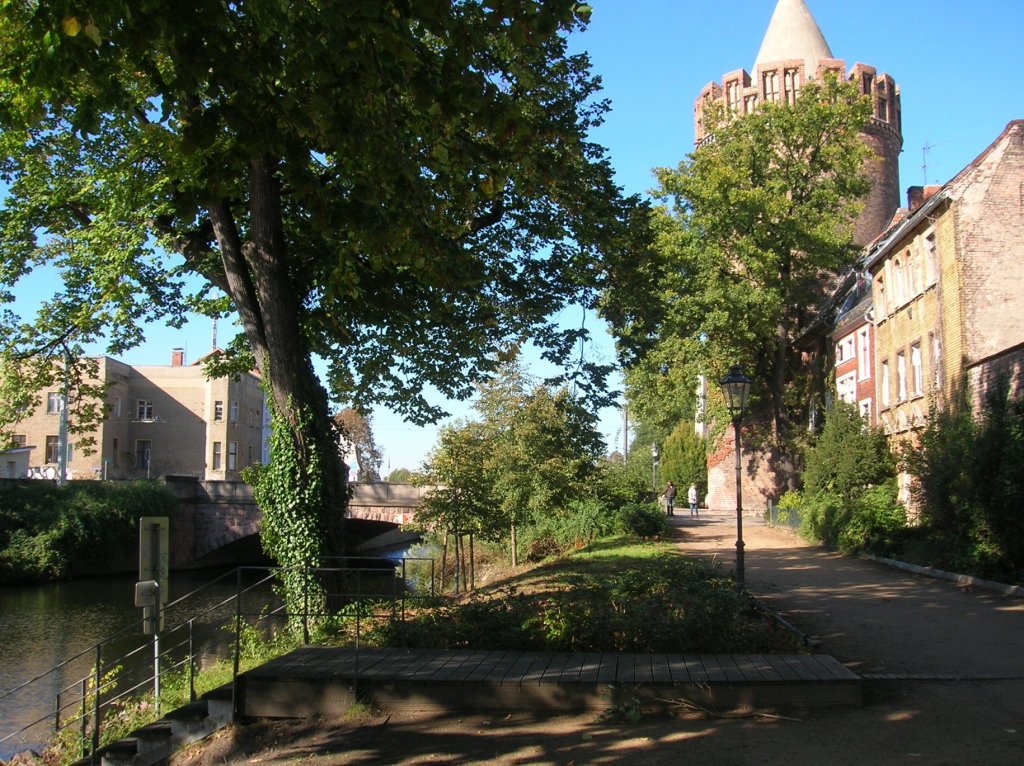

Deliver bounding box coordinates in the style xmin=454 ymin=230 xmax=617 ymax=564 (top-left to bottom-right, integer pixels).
xmin=0 ymin=569 xmax=259 ymax=759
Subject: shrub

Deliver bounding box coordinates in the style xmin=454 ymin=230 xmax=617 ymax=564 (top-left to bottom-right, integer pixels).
xmin=902 ymin=381 xmax=1024 ymax=582
xmin=0 ymin=481 xmax=179 ymax=583
xmin=373 ymin=555 xmax=791 ymax=654
xmin=612 ymin=502 xmax=666 ymax=538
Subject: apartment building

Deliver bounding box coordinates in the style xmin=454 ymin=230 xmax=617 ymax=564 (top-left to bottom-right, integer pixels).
xmin=8 ymin=349 xmax=270 ymax=481
xmin=866 ymin=120 xmax=1024 ymax=435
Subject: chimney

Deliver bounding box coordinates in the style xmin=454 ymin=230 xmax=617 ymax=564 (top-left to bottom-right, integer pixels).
xmin=906 ymin=186 xmax=924 ymax=211
xmin=171 ymin=348 xmax=185 ymax=367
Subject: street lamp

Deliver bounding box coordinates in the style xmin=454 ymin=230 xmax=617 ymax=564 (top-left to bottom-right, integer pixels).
xmin=650 ymin=442 xmax=660 ymax=496
xmin=720 ymin=365 xmax=752 ymax=584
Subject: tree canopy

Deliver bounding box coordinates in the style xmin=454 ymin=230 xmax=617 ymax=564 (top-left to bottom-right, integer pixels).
xmin=0 ymin=1 xmax=648 ymax=566
xmin=609 ymin=78 xmax=872 ymax=445
xmin=420 ymin=363 xmax=604 ymax=560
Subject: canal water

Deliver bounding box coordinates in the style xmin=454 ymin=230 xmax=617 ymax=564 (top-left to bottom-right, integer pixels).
xmin=0 ymin=548 xmax=433 ymax=760
xmin=0 ymin=568 xmax=261 ymax=760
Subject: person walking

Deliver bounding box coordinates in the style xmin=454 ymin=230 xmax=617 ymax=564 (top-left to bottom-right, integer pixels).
xmin=664 ymin=481 xmax=676 ymax=516
xmin=688 ymin=483 xmax=699 ymax=517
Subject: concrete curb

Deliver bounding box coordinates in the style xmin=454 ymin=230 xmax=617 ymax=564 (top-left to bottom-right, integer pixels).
xmin=863 ymin=554 xmax=1024 ymax=599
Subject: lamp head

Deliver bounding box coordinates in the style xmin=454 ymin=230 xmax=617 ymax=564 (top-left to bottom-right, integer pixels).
xmin=719 ymin=365 xmax=751 ymax=422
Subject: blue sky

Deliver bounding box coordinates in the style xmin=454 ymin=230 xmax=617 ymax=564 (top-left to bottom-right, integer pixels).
xmin=374 ymin=0 xmax=1024 ymax=472
xmin=7 ymin=0 xmax=1024 ymax=472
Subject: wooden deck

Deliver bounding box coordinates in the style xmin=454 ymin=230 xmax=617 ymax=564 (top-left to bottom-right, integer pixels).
xmin=234 ymin=646 xmax=862 ymax=717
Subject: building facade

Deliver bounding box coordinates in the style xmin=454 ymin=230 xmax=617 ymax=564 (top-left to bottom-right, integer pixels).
xmin=8 ymin=350 xmax=270 ymax=481
xmin=866 ymin=121 xmax=1024 ymax=443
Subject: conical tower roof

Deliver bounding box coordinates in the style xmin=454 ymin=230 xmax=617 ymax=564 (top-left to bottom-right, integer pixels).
xmin=753 ymin=0 xmax=833 ymax=73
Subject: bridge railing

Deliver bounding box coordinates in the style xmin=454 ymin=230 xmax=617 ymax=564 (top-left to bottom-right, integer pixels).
xmin=0 ymin=557 xmax=436 ymax=763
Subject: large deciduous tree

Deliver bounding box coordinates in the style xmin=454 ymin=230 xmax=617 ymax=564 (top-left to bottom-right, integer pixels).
xmin=610 ymin=78 xmax=872 ymax=449
xmin=0 ymin=2 xmax=647 ymax=570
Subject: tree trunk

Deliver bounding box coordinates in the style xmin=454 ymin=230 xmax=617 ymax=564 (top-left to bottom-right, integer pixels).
xmin=206 ymin=155 xmax=347 ymax=560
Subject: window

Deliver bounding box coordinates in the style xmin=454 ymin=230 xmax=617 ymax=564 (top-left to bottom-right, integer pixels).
xmin=911 ymin=343 xmax=923 ymax=396
xmin=784 ymin=68 xmax=801 ymax=104
xmin=905 ymin=250 xmax=917 ymax=298
xmin=726 ymin=80 xmax=740 ymax=112
xmin=45 ymin=435 xmax=59 ymax=464
xmin=837 ymin=372 xmax=857 ymax=405
xmin=136 ymin=440 xmax=152 ymax=470
xmin=228 ymin=441 xmax=238 ymax=471
xmin=892 ymin=258 xmax=904 ymax=305
xmin=744 ymin=95 xmax=758 ymax=113
xmin=924 ymin=231 xmax=938 ymax=286
xmin=836 ymin=334 xmax=855 ymax=364
xmin=112 ymin=437 xmax=119 ymax=466
xmin=214 ymin=400 xmax=224 ymax=421
xmin=137 ymin=399 xmax=154 ymax=420
xmin=881 ymin=360 xmax=890 ymax=407
xmin=12 ymin=434 xmax=26 ymax=447
xmin=878 ymin=97 xmax=888 ymax=122
xmin=229 ymin=401 xmax=239 ymax=422
xmin=113 ymin=398 xmax=121 ymax=417
xmin=862 ymin=72 xmax=874 ymax=95
xmin=859 ymin=399 xmax=872 ymax=420
xmin=212 ymin=442 xmax=222 ymax=471
xmin=47 ymin=392 xmax=63 ymax=414
xmin=876 ymin=276 xmax=887 ymax=317
xmin=857 ymin=328 xmax=871 ymax=380
xmin=897 ymin=352 xmax=907 ymax=401
xmin=763 ymin=70 xmax=779 ymax=102
xmin=247 ymin=444 xmax=254 ymax=466
xmin=930 ymin=333 xmax=943 ymax=390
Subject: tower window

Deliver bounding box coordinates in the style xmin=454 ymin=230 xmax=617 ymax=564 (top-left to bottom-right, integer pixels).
xmin=878 ymin=98 xmax=888 ymax=122
xmin=763 ymin=70 xmax=779 ymax=103
xmin=784 ymin=69 xmax=801 ymax=105
xmin=726 ymin=80 xmax=740 ymax=113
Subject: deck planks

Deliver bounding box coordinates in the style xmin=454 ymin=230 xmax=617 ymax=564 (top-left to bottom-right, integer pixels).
xmin=235 ymin=646 xmax=862 ymax=716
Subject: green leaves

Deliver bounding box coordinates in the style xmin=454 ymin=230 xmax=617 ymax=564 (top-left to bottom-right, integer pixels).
xmin=613 ymin=78 xmax=872 ymax=443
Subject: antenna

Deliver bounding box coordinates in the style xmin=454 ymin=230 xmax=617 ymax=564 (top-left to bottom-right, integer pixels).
xmin=921 ymin=141 xmax=949 ymax=186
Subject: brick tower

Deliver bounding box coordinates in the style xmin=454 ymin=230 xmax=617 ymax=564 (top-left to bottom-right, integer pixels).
xmin=694 ymin=0 xmax=902 ymax=246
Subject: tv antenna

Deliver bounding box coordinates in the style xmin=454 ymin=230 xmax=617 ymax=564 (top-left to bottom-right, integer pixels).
xmin=922 ymin=141 xmax=948 ymax=186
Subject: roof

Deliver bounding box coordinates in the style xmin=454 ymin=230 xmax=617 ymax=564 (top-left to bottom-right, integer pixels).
xmin=864 ymin=120 xmax=1024 ymax=271
xmin=754 ymin=0 xmax=833 ymax=74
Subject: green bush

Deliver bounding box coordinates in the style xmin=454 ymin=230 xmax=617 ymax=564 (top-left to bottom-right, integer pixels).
xmin=373 ymin=555 xmax=789 ymax=654
xmin=612 ymin=501 xmax=667 ymax=538
xmin=0 ymin=481 xmax=179 ymax=583
xmin=902 ymin=382 xmax=1024 ymax=582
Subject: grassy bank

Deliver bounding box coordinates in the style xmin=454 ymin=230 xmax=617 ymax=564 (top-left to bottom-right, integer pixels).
xmin=368 ymin=534 xmax=801 ymax=654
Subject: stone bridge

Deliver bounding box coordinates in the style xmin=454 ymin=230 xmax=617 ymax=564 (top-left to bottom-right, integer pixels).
xmin=163 ymin=478 xmax=426 ymax=566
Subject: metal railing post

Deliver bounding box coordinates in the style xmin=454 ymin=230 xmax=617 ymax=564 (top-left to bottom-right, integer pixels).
xmin=303 ymin=562 xmax=310 ymax=645
xmin=79 ymin=678 xmax=88 ymax=760
xmin=188 ymin=619 xmax=196 ymax=703
xmin=91 ymin=645 xmax=101 ymax=762
xmin=231 ymin=568 xmax=242 ymax=721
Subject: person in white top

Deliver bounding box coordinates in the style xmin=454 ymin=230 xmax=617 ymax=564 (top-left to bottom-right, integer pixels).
xmin=688 ymin=483 xmax=699 ymax=517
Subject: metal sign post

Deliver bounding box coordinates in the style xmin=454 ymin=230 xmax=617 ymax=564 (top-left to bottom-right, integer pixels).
xmin=138 ymin=518 xmax=169 ymax=713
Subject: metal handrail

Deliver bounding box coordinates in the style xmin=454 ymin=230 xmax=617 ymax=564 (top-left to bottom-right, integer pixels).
xmin=0 ymin=556 xmax=436 ymax=761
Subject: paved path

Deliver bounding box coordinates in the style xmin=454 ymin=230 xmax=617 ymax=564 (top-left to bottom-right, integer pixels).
xmin=671 ymin=510 xmax=1024 ymax=679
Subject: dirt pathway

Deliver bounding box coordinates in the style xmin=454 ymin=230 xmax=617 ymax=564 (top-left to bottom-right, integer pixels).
xmin=171 ymin=513 xmax=1024 ymax=766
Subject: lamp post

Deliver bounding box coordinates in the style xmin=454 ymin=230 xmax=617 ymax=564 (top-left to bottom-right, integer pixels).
xmin=650 ymin=442 xmax=660 ymax=496
xmin=720 ymin=365 xmax=751 ymax=585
